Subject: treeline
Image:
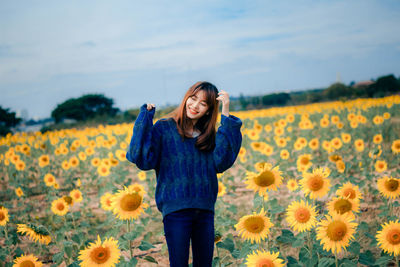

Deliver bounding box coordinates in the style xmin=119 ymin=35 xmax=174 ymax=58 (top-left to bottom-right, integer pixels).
xmin=0 ymin=73 xmax=399 ymax=135
xmin=235 ymin=74 xmax=400 ymax=110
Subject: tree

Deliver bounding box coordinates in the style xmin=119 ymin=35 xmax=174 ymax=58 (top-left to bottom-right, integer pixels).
xmin=51 ymin=94 xmax=120 ymax=123
xmin=0 ymin=106 xmax=22 ymax=136
xmin=366 ymin=74 xmax=400 ymax=97
xmin=261 ymin=92 xmax=290 ymax=106
xmin=324 ymin=83 xmax=353 ymax=100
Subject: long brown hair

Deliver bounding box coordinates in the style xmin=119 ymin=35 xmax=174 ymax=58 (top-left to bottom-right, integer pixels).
xmin=164 ymin=81 xmax=220 ymax=152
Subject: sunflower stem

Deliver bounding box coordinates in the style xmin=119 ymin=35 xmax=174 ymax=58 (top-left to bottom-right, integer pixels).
xmin=396 ymin=255 xmax=399 ymax=267
xmin=127 ymin=219 xmax=133 ymax=259
xmin=216 ymin=245 xmax=222 ymax=267
xmin=335 ymin=253 xmax=338 ymax=267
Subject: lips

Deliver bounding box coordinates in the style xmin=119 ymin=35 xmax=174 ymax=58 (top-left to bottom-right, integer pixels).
xmin=189 ymin=108 xmax=199 ymax=115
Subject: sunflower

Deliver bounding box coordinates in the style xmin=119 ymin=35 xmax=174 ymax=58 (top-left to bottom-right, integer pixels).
xmin=138 ymin=171 xmax=146 ymax=181
xmin=111 ymin=187 xmax=149 ymax=220
xmin=235 ymin=208 xmax=274 ymax=244
xmin=286 ymin=200 xmax=317 ymax=232
xmin=239 ymin=147 xmax=247 ymax=158
xmin=373 ymin=134 xmax=383 ymax=144
xmin=78 ymin=235 xmax=121 ymax=267
xmin=97 ymin=164 xmax=110 ymax=177
xmin=330 ymin=138 xmax=342 ymax=150
xmin=308 ymin=138 xmax=319 ymax=150
xmin=377 ymin=176 xmax=400 ymax=199
xmin=296 ymin=154 xmax=312 ymax=172
xmin=63 ymin=196 xmax=74 ymax=206
xmin=244 ymin=164 xmax=283 ymax=196
xmin=38 ymin=154 xmax=50 ymax=167
xmin=61 ymin=160 xmax=70 ymax=170
xmin=354 ymin=139 xmax=364 ymax=152
xmin=336 ymin=160 xmax=345 ymax=173
xmin=247 ymin=129 xmax=260 ymax=141
xmin=280 ymin=149 xmax=290 ymax=160
xmin=127 ymin=183 xmax=146 ymax=194
xmin=115 ymin=149 xmax=127 ymax=162
xmin=336 ymin=182 xmax=363 ymax=201
xmin=100 ymin=192 xmax=114 ymax=211
xmin=70 ymin=189 xmax=83 ymax=202
xmin=17 ymin=223 xmax=51 ymax=245
xmin=44 ymin=173 xmax=56 ymax=187
xmin=15 ymin=187 xmax=24 ymax=197
xmin=91 ymin=157 xmax=101 ymax=167
xmin=375 ymin=160 xmax=387 ymax=173
xmin=218 ymin=182 xmax=226 ymax=197
xmin=15 ymin=160 xmax=26 ymax=171
xmin=341 ymin=133 xmax=351 ymax=143
xmin=51 ymin=198 xmax=69 ymax=216
xmin=376 ymin=220 xmax=400 ymax=256
xmin=254 ymin=162 xmax=271 ymax=172
xmin=0 ymin=206 xmax=9 ymax=226
xmin=392 ymin=140 xmax=400 ymax=154
xmin=328 ymin=154 xmax=342 ymax=163
xmin=286 ymin=179 xmax=298 ymax=191
xmin=300 ymin=167 xmax=331 ymax=200
xmin=13 ymin=254 xmax=43 ymax=267
xmin=245 ymin=250 xmax=285 ymax=267
xmin=322 ymin=140 xmax=333 ymax=153
xmin=78 ymin=151 xmax=87 ymax=161
xmin=275 ymin=137 xmax=287 ymax=148
xmin=69 ymin=156 xmax=79 ymax=168
xmin=327 ymin=197 xmax=360 ymax=216
xmin=251 ymin=142 xmax=265 ymax=152
xmin=316 ymin=213 xmax=357 ymax=254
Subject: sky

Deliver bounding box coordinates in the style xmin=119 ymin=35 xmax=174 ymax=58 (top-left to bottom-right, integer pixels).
xmin=1 ymin=0 xmax=399 ymax=120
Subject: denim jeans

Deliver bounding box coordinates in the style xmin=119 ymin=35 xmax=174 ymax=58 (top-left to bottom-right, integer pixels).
xmin=163 ymin=208 xmax=215 ymax=267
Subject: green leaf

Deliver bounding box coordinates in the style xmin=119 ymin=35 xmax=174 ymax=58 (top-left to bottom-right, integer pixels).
xmin=71 ymin=234 xmax=81 ymax=245
xmin=216 ymin=237 xmax=235 ymax=253
xmin=128 ymin=257 xmax=138 ymax=266
xmin=276 ymin=229 xmax=296 ymax=244
xmin=67 ymin=262 xmax=80 ymax=267
xmin=53 ymin=252 xmax=64 ymax=264
xmin=123 ymin=231 xmax=140 ymax=241
xmin=340 ymin=259 xmax=357 ymax=267
xmin=374 ymin=256 xmax=392 ymax=266
xmin=143 ymin=255 xmax=158 ymax=264
xmin=348 ymin=241 xmax=360 ymax=255
xmin=138 ymin=240 xmax=155 ymax=251
xmin=358 ymin=250 xmax=376 ymax=266
xmin=318 ymin=257 xmax=335 ymax=267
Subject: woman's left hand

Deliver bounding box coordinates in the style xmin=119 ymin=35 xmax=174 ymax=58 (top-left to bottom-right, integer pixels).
xmin=216 ymin=90 xmax=230 ymax=117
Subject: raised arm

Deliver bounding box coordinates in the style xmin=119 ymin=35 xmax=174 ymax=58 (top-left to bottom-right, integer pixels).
xmin=213 ymin=114 xmax=243 ymax=173
xmin=126 ymin=104 xmax=162 ymax=171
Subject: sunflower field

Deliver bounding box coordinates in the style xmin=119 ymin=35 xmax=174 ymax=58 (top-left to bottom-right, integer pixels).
xmin=1 ymin=95 xmax=400 ymax=267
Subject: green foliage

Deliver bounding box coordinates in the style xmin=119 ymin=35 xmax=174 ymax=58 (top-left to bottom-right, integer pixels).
xmin=0 ymin=106 xmax=21 ymax=136
xmin=51 ymin=94 xmax=120 ymax=123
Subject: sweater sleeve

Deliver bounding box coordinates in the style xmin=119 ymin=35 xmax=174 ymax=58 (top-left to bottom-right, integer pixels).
xmin=213 ymin=114 xmax=243 ymax=173
xmin=126 ymin=104 xmax=162 ymax=171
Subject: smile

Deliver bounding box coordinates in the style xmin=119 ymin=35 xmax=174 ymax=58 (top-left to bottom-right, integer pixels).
xmin=189 ymin=108 xmax=199 ymax=115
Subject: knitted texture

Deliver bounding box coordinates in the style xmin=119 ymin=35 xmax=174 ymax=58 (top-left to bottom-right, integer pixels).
xmin=126 ymin=104 xmax=243 ymax=217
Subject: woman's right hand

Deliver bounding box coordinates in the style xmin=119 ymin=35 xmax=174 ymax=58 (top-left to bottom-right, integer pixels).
xmin=146 ymin=103 xmax=155 ymax=111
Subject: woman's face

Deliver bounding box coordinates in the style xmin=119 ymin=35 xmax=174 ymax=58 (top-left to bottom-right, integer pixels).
xmin=186 ymin=90 xmax=209 ymax=123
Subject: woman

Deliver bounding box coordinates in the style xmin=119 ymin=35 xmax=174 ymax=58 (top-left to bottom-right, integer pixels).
xmin=126 ymin=81 xmax=242 ymax=266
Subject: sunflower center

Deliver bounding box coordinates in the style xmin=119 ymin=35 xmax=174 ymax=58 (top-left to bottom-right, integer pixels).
xmin=257 ymin=259 xmax=274 ymax=267
xmin=0 ymin=212 xmax=4 ymax=220
xmin=385 ymin=179 xmax=399 ymax=192
xmin=57 ymin=202 xmax=65 ymax=211
xmin=20 ymin=260 xmax=35 ymax=267
xmin=300 ymin=157 xmax=309 ymax=165
xmin=254 ymin=170 xmax=275 ymax=187
xmin=90 ymin=247 xmax=110 ymax=264
xmin=343 ymin=188 xmax=356 ymax=199
xmin=307 ymin=175 xmax=323 ymax=191
xmin=387 ymin=229 xmax=400 ymax=245
xmin=106 ymin=199 xmax=112 ymax=207
xmin=333 ymin=199 xmax=352 ymax=214
xmin=120 ymin=193 xmax=142 ymax=211
xmin=327 ymin=221 xmax=347 ymax=241
xmin=294 ymin=207 xmax=311 ymax=223
xmin=244 ymin=217 xmax=265 ymax=233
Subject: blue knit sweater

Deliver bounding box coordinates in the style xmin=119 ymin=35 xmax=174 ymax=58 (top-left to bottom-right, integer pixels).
xmin=126 ymin=104 xmax=243 ymax=217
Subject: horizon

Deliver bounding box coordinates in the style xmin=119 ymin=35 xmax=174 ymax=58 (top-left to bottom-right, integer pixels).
xmin=1 ymin=1 xmax=400 ymax=120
